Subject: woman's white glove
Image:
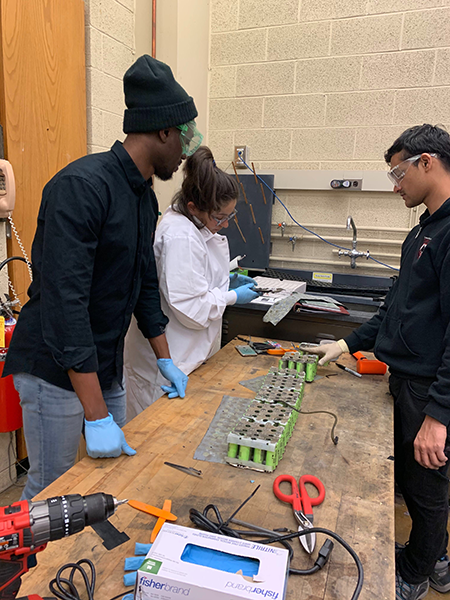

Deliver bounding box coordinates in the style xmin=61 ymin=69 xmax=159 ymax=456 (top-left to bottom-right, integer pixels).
xmin=302 ymin=339 xmax=349 ymax=366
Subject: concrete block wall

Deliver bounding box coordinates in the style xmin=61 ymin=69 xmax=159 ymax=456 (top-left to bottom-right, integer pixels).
xmin=208 ymin=1 xmax=450 ymax=275
xmin=84 ymin=0 xmax=136 ymax=154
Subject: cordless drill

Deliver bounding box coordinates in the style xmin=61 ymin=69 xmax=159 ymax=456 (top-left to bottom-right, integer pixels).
xmin=0 ymin=492 xmax=127 ymax=600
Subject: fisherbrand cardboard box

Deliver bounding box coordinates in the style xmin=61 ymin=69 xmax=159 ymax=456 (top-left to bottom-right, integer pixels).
xmin=134 ymin=523 xmax=289 ymax=600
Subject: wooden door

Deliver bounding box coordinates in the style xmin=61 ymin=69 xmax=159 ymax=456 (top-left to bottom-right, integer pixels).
xmin=0 ymin=0 xmax=87 ymax=459
xmin=0 ymin=0 xmax=87 ymax=305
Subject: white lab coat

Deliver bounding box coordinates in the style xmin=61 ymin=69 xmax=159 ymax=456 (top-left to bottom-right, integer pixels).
xmin=124 ymin=207 xmax=237 ymax=421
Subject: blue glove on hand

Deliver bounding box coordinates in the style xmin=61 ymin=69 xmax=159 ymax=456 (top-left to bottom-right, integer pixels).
xmin=84 ymin=413 xmax=136 ymax=458
xmin=235 ymin=283 xmax=260 ymax=304
xmin=229 ymin=273 xmax=257 ymax=290
xmin=157 ymin=358 xmax=189 ymax=399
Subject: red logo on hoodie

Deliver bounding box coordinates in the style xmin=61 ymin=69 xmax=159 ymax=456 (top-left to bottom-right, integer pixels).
xmin=418 ymin=236 xmax=432 ymax=259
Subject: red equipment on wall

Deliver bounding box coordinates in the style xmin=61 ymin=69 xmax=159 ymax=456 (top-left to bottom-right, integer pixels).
xmin=0 ymin=317 xmax=22 ymax=432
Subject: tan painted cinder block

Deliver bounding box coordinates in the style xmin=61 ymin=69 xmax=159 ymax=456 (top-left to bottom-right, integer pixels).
xmin=435 ymin=48 xmax=450 ymax=85
xmin=259 ymin=161 xmax=321 ymax=170
xmin=211 ymin=30 xmax=267 ymax=66
xmin=264 ymin=94 xmax=326 ymax=128
xmin=361 ymin=50 xmax=435 ymax=90
xmin=238 ymin=0 xmax=299 ymax=29
xmin=116 ymin=0 xmax=133 ymax=11
xmin=87 ymin=68 xmax=125 ymax=115
xmin=291 ymin=128 xmax=356 ymax=160
xmin=216 ymin=161 xmax=232 ymax=171
xmin=394 ymin=88 xmax=450 ymax=125
xmin=367 ymin=0 xmax=442 ymax=15
xmin=320 ymin=161 xmax=388 ymax=171
xmin=349 ymin=193 xmax=410 ymax=229
xmin=103 ymin=37 xmax=135 ymax=80
xmin=300 ymin=0 xmax=366 ymax=22
xmin=89 ymin=0 xmax=133 ymax=48
xmin=85 ymin=26 xmax=103 ymax=70
xmin=275 ymin=190 xmax=351 ymax=225
xmin=326 ymin=91 xmax=395 ymax=126
xmin=211 ymin=0 xmax=239 ymax=33
xmin=210 ymin=66 xmax=237 ymax=98
xmin=233 ymin=129 xmax=292 ymax=160
xmin=236 ymin=62 xmax=295 ymax=97
xmin=103 ymin=111 xmax=125 ymax=147
xmin=331 ymin=14 xmax=402 ymax=56
xmin=296 ymin=56 xmax=362 ymax=93
xmin=209 ymin=98 xmax=263 ymax=130
xmin=86 ymin=107 xmax=104 ymax=146
xmin=88 ymin=144 xmax=109 ymax=154
xmin=267 ymin=22 xmax=331 ymax=61
xmin=208 ymin=130 xmax=235 ymax=162
xmin=354 ymin=126 xmax=408 ymax=160
xmin=403 ymin=8 xmax=450 ymax=50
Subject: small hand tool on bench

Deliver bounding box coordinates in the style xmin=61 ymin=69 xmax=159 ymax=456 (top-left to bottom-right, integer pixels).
xmin=164 ymin=461 xmax=202 ymax=477
xmin=273 ymin=474 xmax=326 ymax=554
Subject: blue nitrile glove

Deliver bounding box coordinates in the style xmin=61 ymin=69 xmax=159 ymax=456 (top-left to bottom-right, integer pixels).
xmin=229 ymin=273 xmax=257 ymax=290
xmin=124 ymin=542 xmax=152 ymax=587
xmin=84 ymin=413 xmax=136 ymax=458
xmin=157 ymin=358 xmax=189 ymax=399
xmin=235 ymin=283 xmax=260 ymax=304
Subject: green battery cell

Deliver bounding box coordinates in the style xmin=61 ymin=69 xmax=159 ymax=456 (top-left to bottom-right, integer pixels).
xmin=305 ymin=362 xmax=316 ymax=382
xmin=288 ymin=360 xmax=296 ymax=370
xmin=228 ymin=443 xmax=239 ymax=458
xmin=253 ymin=448 xmax=263 ymax=463
xmin=266 ymin=451 xmax=275 ymax=467
xmin=296 ymin=361 xmax=304 ymax=373
xmin=238 ymin=445 xmax=251 ymax=461
xmin=278 ymin=358 xmax=287 ymax=369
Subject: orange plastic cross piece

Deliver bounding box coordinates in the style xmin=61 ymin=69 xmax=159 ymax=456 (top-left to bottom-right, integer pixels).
xmin=128 ymin=499 xmax=177 ymax=522
xmin=150 ymin=499 xmax=172 ymax=543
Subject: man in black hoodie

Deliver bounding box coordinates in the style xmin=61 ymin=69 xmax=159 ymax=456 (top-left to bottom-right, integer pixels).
xmin=307 ymin=124 xmax=450 ymax=600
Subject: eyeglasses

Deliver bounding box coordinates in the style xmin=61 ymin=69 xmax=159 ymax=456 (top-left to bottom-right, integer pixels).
xmin=211 ymin=209 xmax=238 ymax=226
xmin=387 ymin=153 xmax=437 ymax=186
xmin=176 ymin=120 xmax=203 ymax=157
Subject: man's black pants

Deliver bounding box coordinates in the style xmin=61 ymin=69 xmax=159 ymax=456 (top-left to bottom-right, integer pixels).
xmin=390 ymin=374 xmax=450 ymax=584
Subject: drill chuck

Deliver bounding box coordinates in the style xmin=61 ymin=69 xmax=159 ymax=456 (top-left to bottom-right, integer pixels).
xmin=28 ymin=493 xmax=119 ymax=547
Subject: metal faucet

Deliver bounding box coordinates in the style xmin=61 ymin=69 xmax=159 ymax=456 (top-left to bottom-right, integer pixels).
xmin=347 ymin=216 xmax=357 ymax=250
xmin=338 ymin=215 xmax=370 ymax=268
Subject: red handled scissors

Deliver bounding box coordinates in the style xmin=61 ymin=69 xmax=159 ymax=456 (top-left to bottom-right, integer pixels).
xmin=273 ymin=474 xmax=326 ymax=554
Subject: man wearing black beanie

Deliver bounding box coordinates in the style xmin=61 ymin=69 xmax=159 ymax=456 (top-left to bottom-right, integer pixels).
xmin=4 ymin=55 xmax=201 ymax=500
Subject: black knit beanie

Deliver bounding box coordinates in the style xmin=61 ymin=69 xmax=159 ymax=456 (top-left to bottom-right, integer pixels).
xmin=123 ymin=55 xmax=198 ymax=133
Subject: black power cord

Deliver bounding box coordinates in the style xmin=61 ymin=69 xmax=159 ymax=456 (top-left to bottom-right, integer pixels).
xmin=46 ymin=558 xmax=130 ymax=600
xmin=189 ymin=502 xmax=364 ymax=600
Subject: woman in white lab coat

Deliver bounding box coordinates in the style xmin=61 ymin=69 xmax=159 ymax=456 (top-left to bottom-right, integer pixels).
xmin=124 ymin=146 xmax=259 ymax=420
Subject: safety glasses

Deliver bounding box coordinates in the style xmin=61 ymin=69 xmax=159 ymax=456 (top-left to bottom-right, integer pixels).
xmin=176 ymin=120 xmax=203 ymax=157
xmin=387 ymin=153 xmax=437 ymax=186
xmin=212 ymin=209 xmax=238 ymax=226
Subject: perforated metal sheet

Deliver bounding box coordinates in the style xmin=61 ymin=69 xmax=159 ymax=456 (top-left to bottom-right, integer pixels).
xmin=238 ymin=375 xmax=266 ymax=393
xmin=193 ymin=395 xmax=253 ymax=463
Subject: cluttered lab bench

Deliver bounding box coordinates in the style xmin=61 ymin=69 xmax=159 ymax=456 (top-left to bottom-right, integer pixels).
xmin=20 ymin=338 xmax=394 ymax=600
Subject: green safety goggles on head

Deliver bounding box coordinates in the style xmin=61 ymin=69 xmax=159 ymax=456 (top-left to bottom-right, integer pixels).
xmin=176 ymin=120 xmax=203 ymax=157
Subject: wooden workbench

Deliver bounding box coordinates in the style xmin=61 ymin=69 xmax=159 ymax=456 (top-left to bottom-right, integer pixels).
xmin=20 ymin=339 xmax=394 ymax=600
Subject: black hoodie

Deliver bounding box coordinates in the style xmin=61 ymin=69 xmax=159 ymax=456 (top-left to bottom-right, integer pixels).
xmin=345 ymin=197 xmax=450 ymax=426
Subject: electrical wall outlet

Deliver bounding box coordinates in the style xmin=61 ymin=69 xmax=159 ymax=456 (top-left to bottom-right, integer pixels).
xmin=330 ymin=179 xmax=363 ymax=191
xmin=234 ymin=145 xmax=248 ymax=168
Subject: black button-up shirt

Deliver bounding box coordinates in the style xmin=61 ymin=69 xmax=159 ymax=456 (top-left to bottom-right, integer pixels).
xmin=4 ymin=141 xmax=168 ymax=390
